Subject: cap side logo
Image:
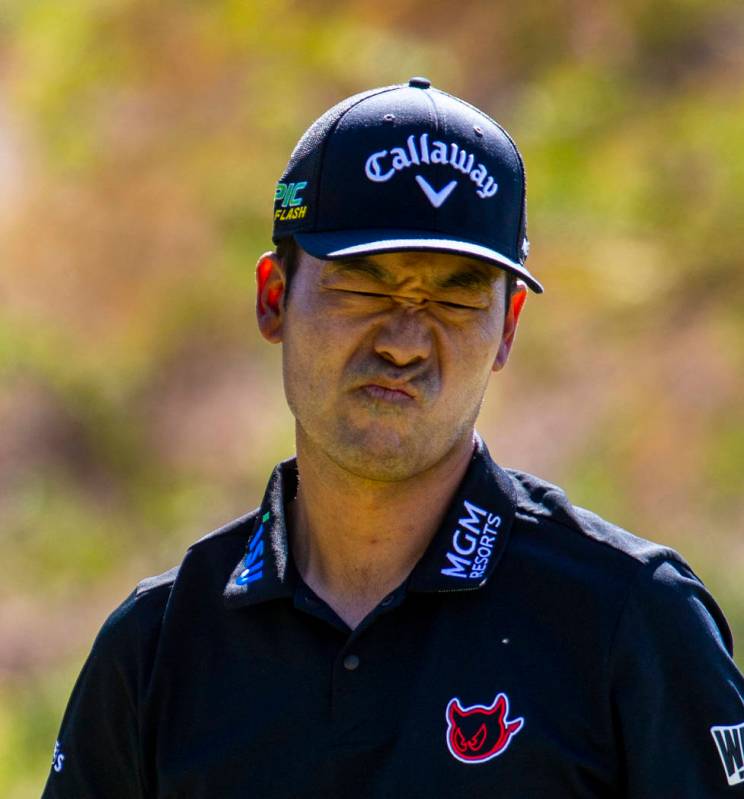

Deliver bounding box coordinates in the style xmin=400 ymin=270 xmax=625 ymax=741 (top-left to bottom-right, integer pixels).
xmin=445 ymin=693 xmax=523 ymax=764
xmin=711 ymin=722 xmax=744 ymax=786
xmin=274 ymin=181 xmax=308 ymax=222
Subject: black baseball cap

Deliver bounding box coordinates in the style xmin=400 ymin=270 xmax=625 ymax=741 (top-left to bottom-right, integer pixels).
xmin=272 ymin=77 xmax=543 ymax=293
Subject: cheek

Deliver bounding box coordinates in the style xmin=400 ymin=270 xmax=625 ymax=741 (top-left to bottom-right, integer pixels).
xmin=445 ymin=319 xmax=502 ymax=379
xmin=287 ymin=291 xmax=375 ymax=359
xmin=281 ymin=308 xmax=356 ymax=397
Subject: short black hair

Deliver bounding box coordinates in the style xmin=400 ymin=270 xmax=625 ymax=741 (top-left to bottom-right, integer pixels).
xmin=275 ymin=236 xmax=516 ymax=309
xmin=275 ymin=237 xmax=299 ymax=297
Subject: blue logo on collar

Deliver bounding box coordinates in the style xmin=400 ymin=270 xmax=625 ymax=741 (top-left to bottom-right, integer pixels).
xmin=236 ymin=511 xmax=269 ymax=585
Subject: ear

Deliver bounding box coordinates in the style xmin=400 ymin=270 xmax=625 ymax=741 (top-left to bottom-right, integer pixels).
xmin=256 ymin=251 xmax=287 ymax=344
xmin=492 ymin=280 xmax=527 ymax=372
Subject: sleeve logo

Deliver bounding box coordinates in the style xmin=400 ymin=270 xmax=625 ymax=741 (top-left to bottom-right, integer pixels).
xmin=711 ymin=722 xmax=744 ymax=786
xmin=52 ymin=740 xmax=65 ymax=773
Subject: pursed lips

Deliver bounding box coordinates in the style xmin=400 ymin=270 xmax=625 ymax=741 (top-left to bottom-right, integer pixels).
xmin=355 ymin=378 xmax=419 ymax=403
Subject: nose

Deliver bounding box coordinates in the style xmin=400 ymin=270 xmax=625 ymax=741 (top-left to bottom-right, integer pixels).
xmin=373 ymin=305 xmax=432 ymax=367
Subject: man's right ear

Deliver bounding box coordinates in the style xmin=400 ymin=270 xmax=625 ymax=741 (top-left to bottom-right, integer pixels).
xmin=255 ymin=252 xmax=287 ymax=343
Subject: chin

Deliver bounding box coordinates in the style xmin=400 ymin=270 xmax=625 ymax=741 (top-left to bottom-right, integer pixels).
xmin=328 ymin=422 xmax=449 ymax=482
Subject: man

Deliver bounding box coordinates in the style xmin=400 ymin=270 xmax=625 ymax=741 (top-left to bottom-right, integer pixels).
xmin=44 ymin=78 xmax=744 ymax=797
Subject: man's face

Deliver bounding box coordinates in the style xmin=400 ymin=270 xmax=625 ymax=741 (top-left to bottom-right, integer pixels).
xmin=258 ymin=247 xmax=524 ymax=481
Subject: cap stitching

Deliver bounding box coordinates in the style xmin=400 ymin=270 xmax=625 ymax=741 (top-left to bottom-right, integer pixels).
xmin=420 ymin=89 xmax=440 ymax=135
xmin=313 ymin=84 xmax=403 ymax=231
xmin=431 ymin=87 xmax=528 ymax=264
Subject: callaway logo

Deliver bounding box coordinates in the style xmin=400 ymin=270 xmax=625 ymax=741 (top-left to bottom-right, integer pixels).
xmin=711 ymin=722 xmax=744 ymax=786
xmin=364 ymin=133 xmax=499 ymax=207
xmin=441 ymin=500 xmax=501 ymax=580
xmin=445 ymin=694 xmax=524 ymax=764
xmin=236 ymin=512 xmax=269 ymax=586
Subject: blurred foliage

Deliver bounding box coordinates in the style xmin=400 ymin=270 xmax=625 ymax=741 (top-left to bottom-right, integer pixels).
xmin=1 ymin=1 xmax=743 ymax=794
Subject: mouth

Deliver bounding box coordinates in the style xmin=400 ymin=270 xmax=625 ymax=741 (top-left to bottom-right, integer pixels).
xmin=359 ymin=382 xmax=417 ymax=403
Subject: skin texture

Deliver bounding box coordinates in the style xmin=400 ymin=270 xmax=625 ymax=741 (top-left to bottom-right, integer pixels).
xmin=256 ymin=246 xmax=526 ymax=627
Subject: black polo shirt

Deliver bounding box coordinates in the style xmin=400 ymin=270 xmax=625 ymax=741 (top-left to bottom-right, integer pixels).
xmin=43 ymin=438 xmax=744 ymax=797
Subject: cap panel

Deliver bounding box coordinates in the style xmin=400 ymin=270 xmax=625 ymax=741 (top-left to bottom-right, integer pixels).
xmin=272 ymin=85 xmax=400 ymax=241
xmin=310 ymin=87 xmax=525 ymax=265
xmin=429 ymin=88 xmax=525 ymax=261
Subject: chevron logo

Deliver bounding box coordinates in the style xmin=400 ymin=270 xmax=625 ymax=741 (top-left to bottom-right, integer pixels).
xmin=415 ymin=176 xmax=458 ymax=208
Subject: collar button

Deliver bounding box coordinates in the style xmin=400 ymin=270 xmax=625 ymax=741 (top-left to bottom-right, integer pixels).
xmin=343 ymin=654 xmax=360 ymax=671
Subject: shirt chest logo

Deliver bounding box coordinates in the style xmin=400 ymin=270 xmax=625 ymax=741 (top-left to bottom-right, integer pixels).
xmin=445 ymin=693 xmax=524 ymax=764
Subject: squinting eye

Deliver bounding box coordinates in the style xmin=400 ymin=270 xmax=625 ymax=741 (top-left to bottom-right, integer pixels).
xmin=349 ymin=290 xmax=392 ymax=302
xmin=335 ymin=288 xmax=388 ymax=299
xmin=333 ymin=288 xmax=481 ymax=310
xmin=437 ymin=301 xmax=478 ymax=311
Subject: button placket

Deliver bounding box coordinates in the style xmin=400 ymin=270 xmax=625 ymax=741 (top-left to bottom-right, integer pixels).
xmin=330 ymin=640 xmax=375 ymax=729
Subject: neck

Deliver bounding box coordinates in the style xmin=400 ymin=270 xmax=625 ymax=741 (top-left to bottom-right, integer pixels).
xmin=288 ymin=428 xmax=476 ymax=628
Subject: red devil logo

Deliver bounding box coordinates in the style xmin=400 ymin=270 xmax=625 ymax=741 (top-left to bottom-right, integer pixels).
xmin=445 ymin=693 xmax=524 ymax=764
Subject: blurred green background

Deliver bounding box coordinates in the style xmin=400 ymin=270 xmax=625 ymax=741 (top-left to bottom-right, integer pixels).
xmin=1 ymin=0 xmax=743 ymax=794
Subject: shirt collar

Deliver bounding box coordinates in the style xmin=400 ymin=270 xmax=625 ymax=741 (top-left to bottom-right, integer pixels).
xmin=223 ymin=435 xmax=517 ymax=610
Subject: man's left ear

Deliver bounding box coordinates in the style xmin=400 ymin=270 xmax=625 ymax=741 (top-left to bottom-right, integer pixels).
xmin=492 ymin=280 xmax=527 ymax=372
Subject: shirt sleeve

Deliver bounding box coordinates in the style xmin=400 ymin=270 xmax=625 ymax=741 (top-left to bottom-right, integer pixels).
xmin=41 ymin=590 xmax=148 ymax=799
xmin=610 ymin=555 xmax=744 ymax=797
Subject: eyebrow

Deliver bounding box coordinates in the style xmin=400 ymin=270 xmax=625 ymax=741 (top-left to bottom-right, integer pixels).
xmin=328 ymin=258 xmax=394 ymax=282
xmin=328 ymin=256 xmax=494 ymax=292
xmin=435 ymin=269 xmax=494 ymax=291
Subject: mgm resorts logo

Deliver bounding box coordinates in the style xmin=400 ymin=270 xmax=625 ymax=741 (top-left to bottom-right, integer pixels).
xmin=441 ymin=500 xmax=501 ymax=580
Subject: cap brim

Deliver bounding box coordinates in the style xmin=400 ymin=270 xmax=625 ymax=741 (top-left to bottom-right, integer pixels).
xmin=295 ymin=229 xmax=544 ymax=294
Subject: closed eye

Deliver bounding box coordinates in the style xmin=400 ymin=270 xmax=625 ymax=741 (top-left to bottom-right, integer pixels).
xmin=333 ymin=288 xmax=481 ymax=311
xmin=437 ymin=300 xmax=480 ymax=310
xmin=330 ymin=288 xmax=484 ymax=311
xmin=333 ymin=288 xmax=389 ymax=298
